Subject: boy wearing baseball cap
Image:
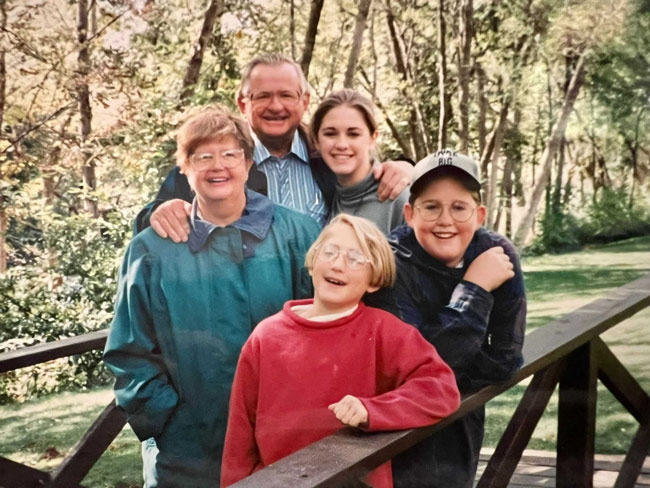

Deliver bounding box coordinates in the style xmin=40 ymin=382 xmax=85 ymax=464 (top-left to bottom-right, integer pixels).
xmin=366 ymin=149 xmax=527 ymax=488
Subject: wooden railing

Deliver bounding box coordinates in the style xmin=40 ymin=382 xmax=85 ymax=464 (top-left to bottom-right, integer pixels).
xmin=1 ymin=273 xmax=649 ymax=488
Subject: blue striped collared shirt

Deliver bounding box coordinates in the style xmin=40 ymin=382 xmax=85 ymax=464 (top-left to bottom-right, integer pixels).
xmin=252 ymin=131 xmax=327 ymax=226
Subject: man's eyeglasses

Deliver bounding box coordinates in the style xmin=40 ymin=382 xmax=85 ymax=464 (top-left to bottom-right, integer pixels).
xmin=188 ymin=149 xmax=245 ymax=170
xmin=316 ymin=243 xmax=371 ymax=270
xmin=414 ymin=201 xmax=477 ymax=222
xmin=246 ymin=90 xmax=303 ymax=108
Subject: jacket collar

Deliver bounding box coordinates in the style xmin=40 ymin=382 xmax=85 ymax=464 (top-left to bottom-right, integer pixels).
xmin=188 ymin=189 xmax=274 ymax=253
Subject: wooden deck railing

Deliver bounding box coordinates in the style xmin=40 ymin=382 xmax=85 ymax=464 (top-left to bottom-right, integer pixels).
xmin=1 ymin=273 xmax=650 ymax=488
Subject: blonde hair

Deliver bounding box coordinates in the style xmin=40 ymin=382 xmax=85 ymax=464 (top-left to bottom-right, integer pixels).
xmin=305 ymin=214 xmax=396 ymax=289
xmin=175 ymin=104 xmax=254 ymax=172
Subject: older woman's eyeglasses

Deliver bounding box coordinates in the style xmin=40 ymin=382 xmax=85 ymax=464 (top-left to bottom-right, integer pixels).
xmin=189 ymin=149 xmax=245 ymax=170
xmin=414 ymin=201 xmax=476 ymax=222
xmin=316 ymin=243 xmax=371 ymax=270
xmin=246 ymin=90 xmax=303 ymax=108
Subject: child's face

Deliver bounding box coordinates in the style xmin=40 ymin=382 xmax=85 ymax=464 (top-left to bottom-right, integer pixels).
xmin=310 ymin=223 xmax=379 ymax=315
xmin=316 ymin=105 xmax=377 ymax=187
xmin=404 ymin=176 xmax=486 ymax=268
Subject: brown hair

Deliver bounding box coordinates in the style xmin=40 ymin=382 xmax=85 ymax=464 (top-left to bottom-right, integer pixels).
xmin=175 ymin=105 xmax=254 ymax=172
xmin=236 ymin=53 xmax=308 ymax=100
xmin=305 ymin=214 xmax=396 ymax=289
xmin=308 ymin=89 xmax=378 ymax=145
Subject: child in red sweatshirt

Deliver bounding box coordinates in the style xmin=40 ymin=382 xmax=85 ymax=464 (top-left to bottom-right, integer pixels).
xmin=221 ymin=214 xmax=461 ymax=487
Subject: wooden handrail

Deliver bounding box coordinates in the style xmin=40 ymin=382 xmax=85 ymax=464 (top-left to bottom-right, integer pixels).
xmin=0 ymin=329 xmax=108 ymax=373
xmin=230 ymin=273 xmax=650 ymax=487
xmin=1 ymin=273 xmax=649 ymax=488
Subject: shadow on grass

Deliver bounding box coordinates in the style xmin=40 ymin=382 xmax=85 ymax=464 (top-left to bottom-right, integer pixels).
xmin=524 ymin=267 xmax=650 ymax=301
xmin=586 ymin=235 xmax=650 ymax=254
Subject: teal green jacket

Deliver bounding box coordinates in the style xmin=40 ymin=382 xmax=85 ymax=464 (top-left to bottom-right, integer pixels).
xmin=104 ymin=190 xmax=320 ymax=486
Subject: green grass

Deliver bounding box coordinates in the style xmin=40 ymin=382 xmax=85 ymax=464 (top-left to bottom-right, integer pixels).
xmin=1 ymin=235 xmax=650 ymax=487
xmin=484 ymin=234 xmax=650 ymax=454
xmin=0 ymin=388 xmax=142 ymax=487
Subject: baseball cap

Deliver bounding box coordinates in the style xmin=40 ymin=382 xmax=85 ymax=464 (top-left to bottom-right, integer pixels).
xmin=411 ymin=149 xmax=481 ymax=192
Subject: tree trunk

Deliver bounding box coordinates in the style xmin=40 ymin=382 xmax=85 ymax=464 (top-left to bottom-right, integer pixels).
xmin=485 ymin=101 xmax=509 ymax=229
xmin=458 ymin=0 xmax=473 ymax=153
xmin=477 ymin=63 xmax=487 ymax=157
xmin=181 ymin=0 xmax=223 ymax=100
xmin=437 ymin=0 xmax=449 ymax=149
xmin=300 ymin=0 xmax=325 ymax=80
xmin=0 ymin=0 xmax=6 ymax=273
xmin=513 ymin=51 xmax=587 ymax=247
xmin=289 ymin=0 xmax=296 ymax=60
xmin=77 ymin=0 xmax=98 ymax=218
xmin=344 ymin=0 xmax=372 ymax=88
xmin=384 ymin=0 xmax=428 ymax=159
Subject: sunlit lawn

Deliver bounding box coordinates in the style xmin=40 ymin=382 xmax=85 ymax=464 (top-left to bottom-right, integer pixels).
xmin=1 ymin=235 xmax=649 ymax=487
xmin=484 ymin=235 xmax=650 ymax=454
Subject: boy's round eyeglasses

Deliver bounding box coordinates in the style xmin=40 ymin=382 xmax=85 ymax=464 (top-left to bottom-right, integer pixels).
xmin=414 ymin=203 xmax=476 ymax=222
xmin=245 ymin=90 xmax=303 ymax=108
xmin=316 ymin=244 xmax=371 ymax=270
xmin=189 ymin=149 xmax=245 ymax=170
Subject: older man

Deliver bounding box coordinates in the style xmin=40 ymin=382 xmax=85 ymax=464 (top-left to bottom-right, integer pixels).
xmin=135 ymin=53 xmax=413 ymax=240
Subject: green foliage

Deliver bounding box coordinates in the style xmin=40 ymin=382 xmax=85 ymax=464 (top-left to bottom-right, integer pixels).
xmin=527 ymin=186 xmax=650 ymax=254
xmin=580 ymin=186 xmax=650 ymax=242
xmin=0 ymin=211 xmax=131 ymax=403
xmin=525 ymin=208 xmax=581 ymax=255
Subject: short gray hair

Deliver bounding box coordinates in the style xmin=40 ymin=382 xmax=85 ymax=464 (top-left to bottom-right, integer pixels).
xmin=236 ymin=53 xmax=309 ymax=100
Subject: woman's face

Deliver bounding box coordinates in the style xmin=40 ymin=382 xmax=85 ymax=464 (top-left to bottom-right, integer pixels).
xmin=316 ymin=105 xmax=377 ymax=187
xmin=184 ymin=135 xmax=251 ymax=204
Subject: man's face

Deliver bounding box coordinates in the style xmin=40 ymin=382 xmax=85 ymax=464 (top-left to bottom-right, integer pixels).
xmin=237 ymin=62 xmax=310 ymax=143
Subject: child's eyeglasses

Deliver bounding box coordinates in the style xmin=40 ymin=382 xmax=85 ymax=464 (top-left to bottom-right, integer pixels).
xmin=414 ymin=201 xmax=476 ymax=222
xmin=188 ymin=149 xmax=245 ymax=170
xmin=317 ymin=244 xmax=371 ymax=270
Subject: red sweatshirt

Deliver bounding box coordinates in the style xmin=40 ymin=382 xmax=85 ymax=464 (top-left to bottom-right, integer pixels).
xmin=221 ymin=299 xmax=460 ymax=487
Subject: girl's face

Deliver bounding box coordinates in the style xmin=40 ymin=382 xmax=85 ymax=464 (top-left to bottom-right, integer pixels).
xmin=316 ymin=105 xmax=377 ymax=187
xmin=310 ymin=223 xmax=379 ymax=316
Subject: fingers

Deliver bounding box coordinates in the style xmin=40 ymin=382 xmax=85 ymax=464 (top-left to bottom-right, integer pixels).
xmin=374 ymin=160 xmax=413 ymax=202
xmin=464 ymin=246 xmax=515 ymax=291
xmin=150 ymin=200 xmax=191 ymax=243
xmin=328 ymin=395 xmax=368 ymax=427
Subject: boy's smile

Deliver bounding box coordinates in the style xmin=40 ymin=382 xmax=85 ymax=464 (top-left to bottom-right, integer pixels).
xmin=405 ymin=176 xmax=486 ymax=268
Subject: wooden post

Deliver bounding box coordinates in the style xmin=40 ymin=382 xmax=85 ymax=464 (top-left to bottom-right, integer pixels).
xmin=477 ymin=360 xmax=565 ymax=487
xmin=557 ymin=342 xmax=598 ymax=488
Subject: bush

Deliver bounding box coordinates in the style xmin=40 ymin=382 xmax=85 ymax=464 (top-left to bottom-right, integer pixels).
xmin=526 ymin=186 xmax=650 ymax=255
xmin=0 ymin=210 xmax=131 ymax=403
xmin=577 ymin=187 xmax=650 ymax=244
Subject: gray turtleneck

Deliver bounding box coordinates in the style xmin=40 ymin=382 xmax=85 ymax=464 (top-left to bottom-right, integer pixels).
xmin=330 ymin=171 xmax=409 ymax=236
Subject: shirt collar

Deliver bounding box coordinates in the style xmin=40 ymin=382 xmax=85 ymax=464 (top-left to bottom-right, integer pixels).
xmin=252 ymin=130 xmax=309 ymax=166
xmin=188 ymin=188 xmax=275 ymax=253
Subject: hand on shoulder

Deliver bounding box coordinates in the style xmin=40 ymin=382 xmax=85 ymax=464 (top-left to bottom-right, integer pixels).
xmin=372 ymin=160 xmax=413 ymax=202
xmin=150 ymin=199 xmax=192 ymax=243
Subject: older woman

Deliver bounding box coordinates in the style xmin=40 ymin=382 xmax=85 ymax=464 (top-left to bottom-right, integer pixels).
xmin=104 ymin=105 xmax=320 ymax=487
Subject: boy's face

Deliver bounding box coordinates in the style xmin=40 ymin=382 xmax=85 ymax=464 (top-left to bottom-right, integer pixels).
xmin=404 ymin=176 xmax=486 ymax=268
xmin=310 ymin=223 xmax=379 ymax=315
